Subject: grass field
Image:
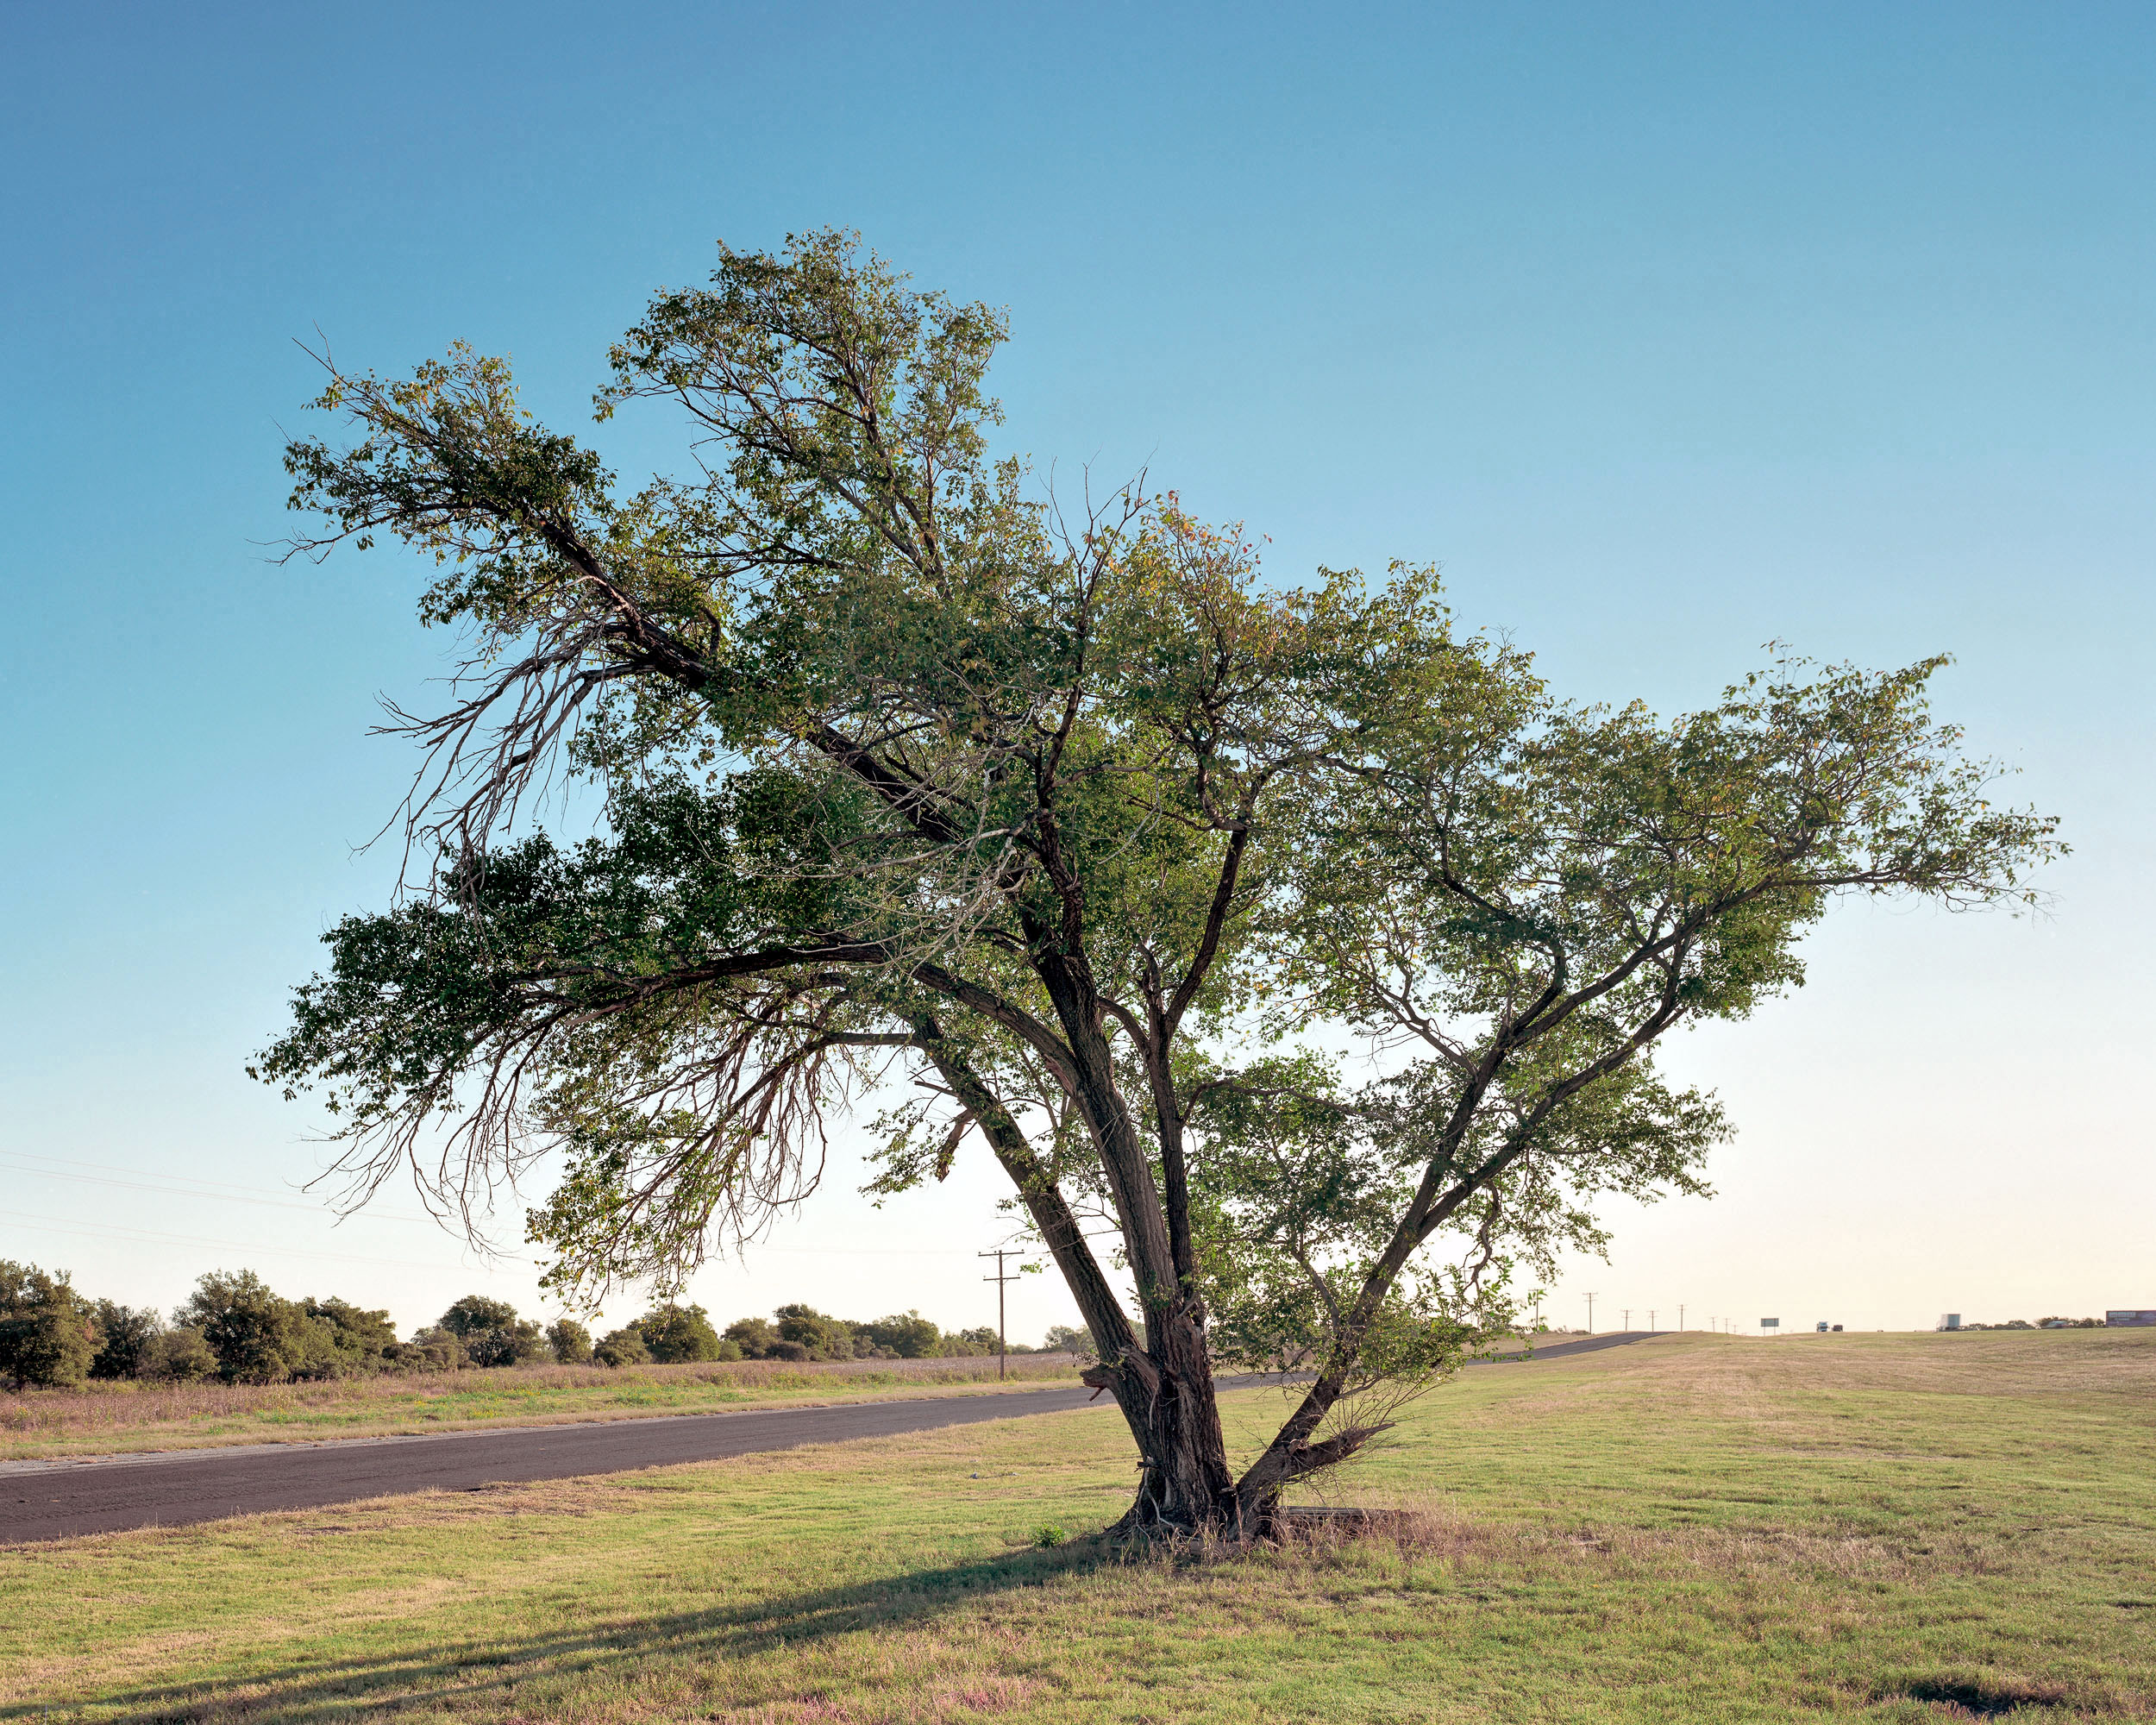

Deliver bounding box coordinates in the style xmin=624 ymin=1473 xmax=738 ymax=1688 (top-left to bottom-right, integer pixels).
xmin=0 ymin=1356 xmax=1084 ymax=1462
xmin=4 ymin=1330 xmax=2153 ymax=1722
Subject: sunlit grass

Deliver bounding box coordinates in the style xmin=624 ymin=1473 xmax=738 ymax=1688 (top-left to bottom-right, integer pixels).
xmin=3 ymin=1330 xmax=2152 ymax=1721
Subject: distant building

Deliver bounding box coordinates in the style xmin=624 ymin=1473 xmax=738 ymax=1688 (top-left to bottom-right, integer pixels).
xmin=2106 ymin=1310 xmax=2156 ymax=1327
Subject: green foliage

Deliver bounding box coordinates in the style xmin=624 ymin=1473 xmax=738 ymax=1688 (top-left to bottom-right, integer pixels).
xmin=857 ymin=1311 xmax=943 ymax=1358
xmin=636 ymin=1302 xmax=724 ymax=1363
xmin=545 ymin=1317 xmax=593 ymax=1364
xmin=178 ymin=1270 xmax=342 ymax=1384
xmin=592 ymin=1327 xmax=650 ymax=1368
xmin=437 ymin=1295 xmax=545 ymax=1368
xmin=774 ymin=1303 xmax=856 ymax=1361
xmin=304 ymin=1296 xmax=400 ymax=1374
xmin=394 ymin=1327 xmax=469 ymax=1372
xmin=1041 ymin=1324 xmax=1091 ymax=1357
xmin=0 ymin=1262 xmax=97 ymax=1390
xmin=258 ymin=229 xmax=2061 ymax=1518
xmin=723 ymin=1316 xmax=779 ymax=1358
xmin=90 ymin=1300 xmax=164 ymax=1381
xmin=945 ymin=1326 xmax=1001 ymax=1358
xmin=147 ymin=1326 xmax=216 ymax=1382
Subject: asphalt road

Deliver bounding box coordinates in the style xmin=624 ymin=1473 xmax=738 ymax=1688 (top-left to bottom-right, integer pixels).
xmin=0 ymin=1332 xmax=1655 ymax=1545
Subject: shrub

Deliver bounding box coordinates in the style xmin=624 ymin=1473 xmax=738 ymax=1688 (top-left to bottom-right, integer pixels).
xmin=545 ymin=1318 xmax=593 ymax=1364
xmin=858 ymin=1311 xmax=942 ymax=1358
xmin=639 ymin=1303 xmax=724 ymax=1363
xmin=177 ymin=1270 xmax=340 ymax=1384
xmin=763 ymin=1338 xmax=812 ymax=1362
xmin=0 ymin=1262 xmax=97 ymax=1390
xmin=944 ymin=1325 xmax=1000 ymax=1358
xmin=148 ymin=1326 xmax=216 ymax=1382
xmin=724 ymin=1316 xmax=779 ymax=1358
xmin=90 ymin=1300 xmax=165 ymax=1380
xmin=391 ymin=1327 xmax=468 ymax=1372
xmin=437 ymin=1295 xmax=546 ymax=1368
xmin=592 ymin=1327 xmax=651 ymax=1368
xmin=774 ymin=1302 xmax=856 ymax=1360
xmin=1041 ymin=1324 xmax=1092 ymax=1358
xmin=304 ymin=1297 xmax=398 ymax=1374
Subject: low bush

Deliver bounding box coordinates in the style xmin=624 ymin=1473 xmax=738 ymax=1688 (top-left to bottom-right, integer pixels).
xmin=593 ymin=1327 xmax=651 ymax=1368
xmin=0 ymin=1263 xmax=97 ymax=1390
xmin=147 ymin=1327 xmax=216 ymax=1382
xmin=391 ymin=1327 xmax=468 ymax=1372
xmin=437 ymin=1295 xmax=547 ymax=1368
xmin=89 ymin=1300 xmax=164 ymax=1380
xmin=545 ymin=1318 xmax=593 ymax=1364
xmin=638 ymin=1303 xmax=724 ymax=1364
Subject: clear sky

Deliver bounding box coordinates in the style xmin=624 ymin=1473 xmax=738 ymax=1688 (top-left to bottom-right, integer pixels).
xmin=3 ymin=3 xmax=2149 ymax=1345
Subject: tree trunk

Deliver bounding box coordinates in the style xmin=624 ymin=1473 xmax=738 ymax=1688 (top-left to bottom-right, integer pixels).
xmin=1087 ymin=1302 xmax=1245 ymax=1540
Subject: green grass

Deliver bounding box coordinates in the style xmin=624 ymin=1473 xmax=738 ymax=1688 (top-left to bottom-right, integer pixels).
xmin=0 ymin=1356 xmax=1082 ymax=1461
xmin=4 ymin=1330 xmax=2153 ymax=1722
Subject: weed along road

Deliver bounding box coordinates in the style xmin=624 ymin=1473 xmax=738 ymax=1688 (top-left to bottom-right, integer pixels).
xmin=0 ymin=1334 xmax=1651 ymax=1544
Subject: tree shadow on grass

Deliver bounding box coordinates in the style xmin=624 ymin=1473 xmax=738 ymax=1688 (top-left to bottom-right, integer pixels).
xmin=18 ymin=1536 xmax=1123 ymax=1723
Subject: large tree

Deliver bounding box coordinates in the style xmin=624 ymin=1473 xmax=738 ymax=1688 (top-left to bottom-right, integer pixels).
xmin=257 ymin=231 xmax=2055 ymax=1538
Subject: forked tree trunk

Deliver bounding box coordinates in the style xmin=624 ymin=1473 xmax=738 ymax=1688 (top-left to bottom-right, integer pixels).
xmin=919 ymin=1029 xmax=1311 ymax=1541
xmin=1089 ymin=1304 xmax=1243 ymax=1540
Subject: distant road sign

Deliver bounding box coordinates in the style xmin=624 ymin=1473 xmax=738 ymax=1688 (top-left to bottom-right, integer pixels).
xmin=1760 ymin=1318 xmax=1780 ymax=1330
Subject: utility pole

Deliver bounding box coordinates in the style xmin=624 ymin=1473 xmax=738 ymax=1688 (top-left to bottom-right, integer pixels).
xmin=1621 ymin=1308 xmax=1631 ymax=1332
xmin=1649 ymin=1309 xmax=1657 ymax=1333
xmin=1679 ymin=1304 xmax=1685 ymax=1332
xmin=980 ymin=1250 xmax=1019 ymax=1381
xmin=1584 ymin=1291 xmax=1597 ymax=1334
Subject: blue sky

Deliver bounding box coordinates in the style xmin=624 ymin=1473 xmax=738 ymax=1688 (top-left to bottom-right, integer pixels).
xmin=3 ymin=3 xmax=2149 ymax=1341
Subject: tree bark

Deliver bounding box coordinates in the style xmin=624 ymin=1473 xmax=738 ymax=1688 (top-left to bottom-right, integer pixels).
xmin=912 ymin=1017 xmax=1240 ymax=1539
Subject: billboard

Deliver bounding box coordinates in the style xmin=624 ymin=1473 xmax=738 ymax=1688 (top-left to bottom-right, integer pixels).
xmin=2106 ymin=1310 xmax=2156 ymax=1328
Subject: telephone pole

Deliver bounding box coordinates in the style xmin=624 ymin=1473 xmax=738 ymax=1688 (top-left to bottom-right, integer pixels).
xmin=1649 ymin=1309 xmax=1657 ymax=1333
xmin=1679 ymin=1304 xmax=1685 ymax=1332
xmin=1621 ymin=1308 xmax=1631 ymax=1332
xmin=1584 ymin=1291 xmax=1597 ymax=1334
xmin=980 ymin=1250 xmax=1020 ymax=1381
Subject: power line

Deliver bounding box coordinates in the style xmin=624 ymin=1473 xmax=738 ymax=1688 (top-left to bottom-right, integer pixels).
xmin=1 ymin=1156 xmax=1023 ymax=1262
xmin=0 ymin=1210 xmax=489 ymax=1274
xmin=0 ymin=1154 xmax=439 ymax=1226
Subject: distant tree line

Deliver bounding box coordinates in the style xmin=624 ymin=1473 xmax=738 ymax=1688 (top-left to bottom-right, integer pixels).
xmin=0 ymin=1260 xmax=1084 ymax=1389
xmin=1954 ymin=1316 xmax=2108 ymax=1331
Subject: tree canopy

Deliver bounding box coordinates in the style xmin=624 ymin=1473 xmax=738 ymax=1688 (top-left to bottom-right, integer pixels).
xmin=256 ymin=230 xmax=2057 ymax=1536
